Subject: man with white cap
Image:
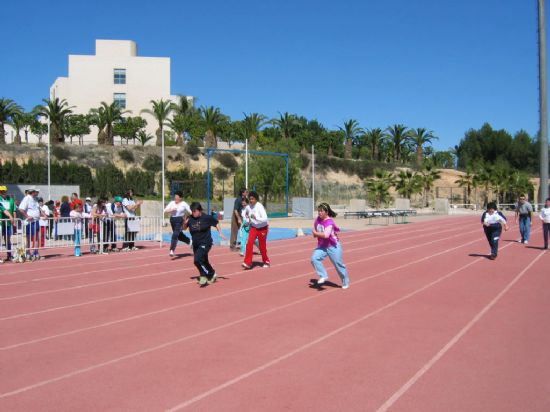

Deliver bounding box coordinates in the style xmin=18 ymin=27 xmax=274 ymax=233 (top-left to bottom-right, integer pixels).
xmin=18 ymin=187 xmax=45 ymax=260
xmin=0 ymin=185 xmax=16 ymax=262
xmin=83 ymin=197 xmax=93 ymax=239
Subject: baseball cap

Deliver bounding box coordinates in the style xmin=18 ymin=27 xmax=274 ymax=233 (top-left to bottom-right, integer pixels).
xmin=114 ymin=196 xmax=123 ymax=203
xmin=85 ymin=197 xmax=92 ymax=201
xmin=0 ymin=185 xmax=7 ymax=191
xmin=27 ymin=187 xmax=40 ymax=193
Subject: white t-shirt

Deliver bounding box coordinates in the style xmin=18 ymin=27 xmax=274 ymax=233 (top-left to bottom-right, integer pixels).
xmin=164 ymin=200 xmax=191 ymax=217
xmin=70 ymin=210 xmax=83 ymax=230
xmin=483 ymin=212 xmax=507 ymax=226
xmin=123 ymin=198 xmax=137 ymax=217
xmin=540 ymin=207 xmax=550 ymax=223
xmin=245 ymin=202 xmax=268 ymax=228
xmin=19 ymin=194 xmax=41 ymax=219
xmin=39 ymin=205 xmax=50 ymax=227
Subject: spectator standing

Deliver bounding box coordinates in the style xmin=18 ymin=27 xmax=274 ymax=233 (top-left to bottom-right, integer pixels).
xmin=122 ymin=189 xmax=142 ymax=251
xmin=515 ymin=195 xmax=533 ymax=244
xmin=105 ymin=196 xmax=126 ymax=252
xmin=70 ymin=203 xmax=83 ymax=257
xmin=91 ymin=198 xmax=108 ymax=254
xmin=37 ymin=197 xmax=48 ymax=247
xmin=18 ymin=187 xmax=44 ymax=260
xmin=0 ymin=186 xmax=16 ymax=262
xmin=230 ymin=188 xmax=248 ymax=251
xmin=70 ymin=192 xmax=83 ymax=211
xmin=83 ymin=197 xmax=93 ymax=239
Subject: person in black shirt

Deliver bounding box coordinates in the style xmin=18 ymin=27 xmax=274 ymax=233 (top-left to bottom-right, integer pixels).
xmin=183 ymin=202 xmax=226 ymax=285
xmin=230 ymin=187 xmax=248 ymax=251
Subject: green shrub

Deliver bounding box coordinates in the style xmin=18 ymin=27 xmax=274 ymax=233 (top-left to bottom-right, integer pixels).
xmin=52 ymin=145 xmax=71 ymax=160
xmin=118 ymin=149 xmax=135 ymax=163
xmin=185 ymin=141 xmax=200 ymax=158
xmin=215 ymin=153 xmax=238 ymax=171
xmin=142 ymin=154 xmax=162 ymax=172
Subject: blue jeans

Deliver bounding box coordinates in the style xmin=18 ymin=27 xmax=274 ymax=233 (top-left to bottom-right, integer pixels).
xmin=519 ymin=216 xmax=531 ymax=242
xmin=74 ymin=229 xmax=81 ymax=256
xmin=311 ymin=242 xmax=349 ymax=286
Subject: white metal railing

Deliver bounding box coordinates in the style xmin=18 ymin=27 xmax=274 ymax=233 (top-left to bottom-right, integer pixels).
xmin=0 ymin=216 xmax=162 ymax=261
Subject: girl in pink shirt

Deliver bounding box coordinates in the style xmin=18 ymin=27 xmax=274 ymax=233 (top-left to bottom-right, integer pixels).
xmin=311 ymin=203 xmax=350 ymax=289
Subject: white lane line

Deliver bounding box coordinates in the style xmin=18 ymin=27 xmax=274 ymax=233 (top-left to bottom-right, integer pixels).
xmin=0 ymin=232 xmax=486 ymax=399
xmin=1 ymin=236 xmax=482 ymax=351
xmin=374 ymin=250 xmax=546 ymax=412
xmin=1 ymin=226 xmax=481 ymax=320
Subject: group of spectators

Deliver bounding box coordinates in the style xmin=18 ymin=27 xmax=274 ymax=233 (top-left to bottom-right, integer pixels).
xmin=0 ymin=186 xmax=143 ymax=262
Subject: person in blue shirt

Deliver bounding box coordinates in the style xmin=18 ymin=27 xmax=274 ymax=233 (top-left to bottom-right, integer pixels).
xmin=481 ymin=202 xmax=509 ymax=260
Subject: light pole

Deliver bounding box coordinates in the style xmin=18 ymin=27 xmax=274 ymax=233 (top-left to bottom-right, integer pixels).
xmin=539 ymin=0 xmax=549 ymax=203
xmin=47 ymin=118 xmax=51 ymax=201
xmin=161 ymin=127 xmax=165 ymax=215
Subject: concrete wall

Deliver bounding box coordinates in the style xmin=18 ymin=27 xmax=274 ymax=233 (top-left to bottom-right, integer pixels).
xmin=5 ymin=185 xmax=80 ymax=202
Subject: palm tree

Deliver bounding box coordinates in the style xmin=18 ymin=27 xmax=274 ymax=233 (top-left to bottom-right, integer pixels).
xmin=338 ymin=119 xmax=363 ymax=160
xmin=8 ymin=111 xmax=30 ymax=145
xmin=0 ymin=98 xmax=22 ymax=144
xmin=474 ymin=166 xmax=493 ymax=206
xmin=272 ymin=112 xmax=301 ymax=140
xmin=395 ymin=170 xmax=423 ymax=200
xmin=171 ymin=95 xmax=193 ymax=117
xmin=365 ymin=169 xmax=395 ymax=208
xmin=34 ymin=98 xmax=74 ymax=144
xmin=408 ymin=128 xmax=438 ymax=165
xmin=243 ymin=112 xmax=269 ymax=146
xmin=365 ymin=128 xmax=385 ymax=161
xmin=385 ymin=124 xmax=410 ymax=163
xmin=136 ymin=130 xmax=154 ymax=146
xmin=200 ymin=106 xmax=226 ymax=149
xmin=419 ymin=162 xmax=441 ymax=206
xmin=141 ymin=99 xmax=173 ymax=146
xmin=166 ymin=114 xmax=190 ymax=146
xmin=506 ymin=171 xmax=534 ymax=202
xmin=455 ymin=169 xmax=476 ymax=205
xmin=89 ymin=102 xmax=128 ymax=145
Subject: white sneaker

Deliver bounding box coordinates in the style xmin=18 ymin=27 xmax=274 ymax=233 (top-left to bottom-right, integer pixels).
xmin=122 ymin=247 xmax=130 ymax=252
xmin=189 ymin=240 xmax=193 ymax=250
xmin=342 ymin=283 xmax=350 ymax=290
xmin=169 ymin=250 xmax=174 ymax=257
xmin=207 ymin=273 xmax=217 ymax=284
xmin=262 ymin=263 xmax=270 ymax=268
xmin=524 ymin=241 xmax=529 ymax=245
xmin=131 ymin=247 xmax=138 ymax=251
xmin=317 ymin=277 xmax=327 ymax=285
xmin=239 ymin=252 xmax=244 ymax=256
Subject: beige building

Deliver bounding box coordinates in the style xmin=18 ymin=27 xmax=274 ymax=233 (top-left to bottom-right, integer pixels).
xmin=50 ymin=39 xmax=187 ymax=144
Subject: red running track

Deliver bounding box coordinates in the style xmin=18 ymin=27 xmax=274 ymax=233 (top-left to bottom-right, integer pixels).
xmin=0 ymin=216 xmax=549 ymax=411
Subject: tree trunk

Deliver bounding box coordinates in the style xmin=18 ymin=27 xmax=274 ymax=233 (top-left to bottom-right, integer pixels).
xmin=416 ymin=147 xmax=423 ymax=166
xmin=98 ymin=128 xmax=107 ymax=145
xmin=0 ymin=124 xmax=5 ymax=144
xmin=344 ymin=138 xmax=352 ymax=159
xmin=14 ymin=132 xmax=22 ymax=145
xmin=328 ymin=146 xmax=333 ymax=156
xmin=175 ymin=132 xmax=184 ymax=146
xmin=51 ymin=124 xmax=62 ymax=145
xmin=156 ymin=128 xmax=162 ymax=146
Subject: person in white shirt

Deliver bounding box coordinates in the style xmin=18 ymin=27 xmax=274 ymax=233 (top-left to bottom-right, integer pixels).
xmin=122 ymin=189 xmax=142 ymax=251
xmin=83 ymin=197 xmax=93 ymax=239
xmin=18 ymin=187 xmax=44 ymax=260
xmin=481 ymin=202 xmax=509 ymax=260
xmin=241 ymin=191 xmax=270 ymax=269
xmin=164 ymin=190 xmax=192 ymax=257
xmin=38 ymin=197 xmax=49 ymax=247
xmin=539 ymin=197 xmax=550 ymax=250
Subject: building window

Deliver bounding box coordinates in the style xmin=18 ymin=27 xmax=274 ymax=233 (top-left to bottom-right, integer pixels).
xmin=114 ymin=93 xmax=126 ymax=109
xmin=114 ymin=68 xmax=126 ymax=84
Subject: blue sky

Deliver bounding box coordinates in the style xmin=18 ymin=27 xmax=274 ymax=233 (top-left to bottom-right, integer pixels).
xmin=0 ymin=0 xmax=545 ymax=151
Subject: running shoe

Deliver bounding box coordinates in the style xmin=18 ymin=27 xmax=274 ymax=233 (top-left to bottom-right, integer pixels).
xmin=207 ymin=273 xmax=217 ymax=284
xmin=169 ymin=250 xmax=174 ymax=257
xmin=198 ymin=276 xmax=208 ymax=285
xmin=241 ymin=262 xmax=251 ymax=269
xmin=317 ymin=277 xmax=327 ymax=285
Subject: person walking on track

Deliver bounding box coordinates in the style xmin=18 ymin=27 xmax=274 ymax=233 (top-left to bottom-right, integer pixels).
xmin=183 ymin=202 xmax=225 ymax=286
xmin=539 ymin=197 xmax=550 ymax=250
xmin=230 ymin=187 xmax=248 ymax=251
xmin=515 ymin=194 xmax=533 ymax=244
xmin=310 ymin=202 xmax=350 ymax=289
xmin=482 ymin=202 xmax=509 ymax=260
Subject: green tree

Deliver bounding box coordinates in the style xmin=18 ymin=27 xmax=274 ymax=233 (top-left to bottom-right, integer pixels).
xmin=365 ymin=128 xmax=385 ymax=161
xmin=395 ymin=170 xmax=423 ymax=199
xmin=136 ymin=130 xmax=154 ymax=146
xmin=90 ymin=102 xmax=128 ymax=145
xmin=272 ymin=112 xmax=301 ymax=141
xmin=385 ymin=124 xmax=410 ymax=163
xmin=64 ymin=114 xmax=90 ymax=145
xmin=365 ymin=169 xmax=395 ymax=208
xmin=242 ymin=112 xmax=269 ymax=147
xmin=200 ymin=106 xmax=227 ymax=149
xmin=338 ymin=119 xmax=363 ymax=160
xmin=34 ymin=98 xmax=74 ymax=144
xmin=141 ymin=99 xmax=173 ymax=146
xmin=408 ymin=128 xmax=437 ymax=166
xmin=0 ymin=98 xmax=22 ymax=144
xmin=30 ymin=118 xmax=48 ymax=144
xmin=114 ymin=116 xmax=147 ymax=145
xmin=418 ymin=162 xmax=441 ymax=206
xmin=8 ymin=111 xmax=29 ymax=145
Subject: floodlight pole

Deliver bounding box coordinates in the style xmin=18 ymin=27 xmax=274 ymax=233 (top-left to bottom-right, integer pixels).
xmin=539 ymin=0 xmax=549 ymax=203
xmin=47 ymin=118 xmax=51 ymax=201
xmin=161 ymin=128 xmax=165 ymax=215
